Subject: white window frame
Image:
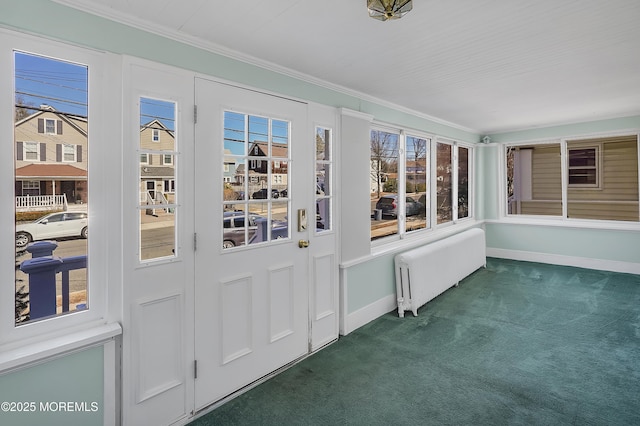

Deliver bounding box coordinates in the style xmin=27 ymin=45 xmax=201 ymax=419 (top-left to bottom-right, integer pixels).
xmin=1 ymin=31 xmax=111 ymax=351
xmin=23 ymin=141 xmax=39 ymax=161
xmin=163 ymin=153 xmax=173 ymax=165
xmin=567 ymin=144 xmax=601 ymax=189
xmin=501 ymin=132 xmax=640 ymax=225
xmin=315 ymin=124 xmax=334 ymax=234
xmin=152 ymin=128 xmax=160 ymax=142
xmin=163 ymin=178 xmax=175 ymax=193
xmin=22 ymin=180 xmax=40 ymax=193
xmin=63 ymin=143 xmax=76 ymax=162
xmin=45 ymin=118 xmax=56 ymax=134
xmin=140 ymin=153 xmax=149 ymax=164
xmin=370 ymin=123 xmax=474 ymax=246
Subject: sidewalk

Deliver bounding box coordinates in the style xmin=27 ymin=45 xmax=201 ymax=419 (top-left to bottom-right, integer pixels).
xmin=66 ymin=203 xmax=174 ymax=230
xmin=140 ymin=209 xmax=175 ymax=230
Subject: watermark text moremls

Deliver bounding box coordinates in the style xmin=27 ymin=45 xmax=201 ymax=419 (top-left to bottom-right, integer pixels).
xmin=39 ymin=401 xmax=99 ymax=412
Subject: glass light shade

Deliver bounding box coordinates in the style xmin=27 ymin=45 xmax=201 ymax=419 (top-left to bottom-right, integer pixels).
xmin=367 ymin=0 xmax=413 ymax=21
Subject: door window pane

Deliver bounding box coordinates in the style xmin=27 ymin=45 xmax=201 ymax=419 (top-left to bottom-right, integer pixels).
xmin=315 ymin=127 xmax=332 ymax=233
xmin=14 ymin=52 xmax=89 ymax=323
xmin=223 ymin=112 xmax=291 ymax=249
xmin=139 ymin=97 xmax=177 ymax=261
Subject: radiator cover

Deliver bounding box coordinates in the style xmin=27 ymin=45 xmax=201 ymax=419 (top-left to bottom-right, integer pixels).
xmin=394 ymin=228 xmax=486 ymax=317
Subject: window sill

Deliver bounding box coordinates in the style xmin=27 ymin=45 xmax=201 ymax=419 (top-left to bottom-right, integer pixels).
xmin=340 ymin=219 xmax=482 ymax=269
xmin=486 ymin=216 xmax=640 ymax=232
xmin=0 ymin=321 xmax=122 ymax=374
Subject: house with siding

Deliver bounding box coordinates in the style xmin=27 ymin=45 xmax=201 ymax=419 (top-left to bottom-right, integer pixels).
xmin=139 ymin=119 xmax=175 ymax=204
xmin=14 ymin=105 xmax=88 ymax=209
xmin=508 ymin=135 xmax=639 ymax=221
xmin=247 ymin=141 xmax=288 ymax=191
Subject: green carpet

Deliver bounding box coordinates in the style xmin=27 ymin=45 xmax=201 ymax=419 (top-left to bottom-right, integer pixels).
xmin=189 ymin=258 xmax=640 ymax=425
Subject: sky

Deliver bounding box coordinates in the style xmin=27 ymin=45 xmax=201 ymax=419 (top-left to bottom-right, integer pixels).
xmin=14 ymin=51 xmax=295 ymax=147
xmin=14 ymin=51 xmax=88 ymax=118
xmin=15 ymin=51 xmax=176 ymax=131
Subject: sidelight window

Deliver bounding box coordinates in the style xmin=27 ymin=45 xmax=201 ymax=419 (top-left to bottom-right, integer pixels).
xmin=14 ymin=51 xmax=89 ymax=324
xmin=138 ymin=97 xmax=178 ymax=261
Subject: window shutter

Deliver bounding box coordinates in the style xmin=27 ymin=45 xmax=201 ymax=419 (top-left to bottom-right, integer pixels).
xmin=57 ymin=120 xmax=63 ymax=135
xmin=40 ymin=143 xmax=47 ymax=161
xmin=160 ymin=154 xmax=164 ymax=165
xmin=16 ymin=142 xmax=23 ymax=160
xmin=149 ymin=155 xmax=153 ymax=165
xmin=56 ymin=144 xmax=62 ymax=162
xmin=38 ymin=118 xmax=44 ymax=133
xmin=77 ymin=145 xmax=82 ymax=162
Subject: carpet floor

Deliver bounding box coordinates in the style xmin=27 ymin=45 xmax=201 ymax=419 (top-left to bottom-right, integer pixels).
xmin=189 ymin=257 xmax=640 ymax=425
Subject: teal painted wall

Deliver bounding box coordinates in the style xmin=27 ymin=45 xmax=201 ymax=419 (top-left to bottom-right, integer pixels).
xmin=346 ymin=253 xmax=396 ymax=313
xmin=486 ymin=223 xmax=640 ymax=264
xmin=0 ymin=346 xmax=103 ymax=426
xmin=488 ymin=115 xmax=640 ymax=143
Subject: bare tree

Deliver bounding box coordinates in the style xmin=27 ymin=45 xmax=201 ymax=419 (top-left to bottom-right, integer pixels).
xmin=370 ymin=131 xmax=398 ymax=198
xmin=15 ymin=94 xmax=36 ymax=122
xmin=406 ymin=137 xmax=427 ymax=193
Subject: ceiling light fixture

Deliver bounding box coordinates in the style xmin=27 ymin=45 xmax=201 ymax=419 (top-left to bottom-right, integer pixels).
xmin=367 ymin=0 xmax=413 ymax=21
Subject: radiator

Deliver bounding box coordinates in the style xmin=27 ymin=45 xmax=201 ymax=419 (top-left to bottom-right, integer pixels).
xmin=394 ymin=228 xmax=486 ymax=317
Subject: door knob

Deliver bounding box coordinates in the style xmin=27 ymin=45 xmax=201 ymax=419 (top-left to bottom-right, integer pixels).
xmin=298 ymin=239 xmax=309 ymax=248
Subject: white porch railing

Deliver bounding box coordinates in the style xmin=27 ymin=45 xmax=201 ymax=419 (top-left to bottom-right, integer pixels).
xmin=16 ymin=194 xmax=68 ymax=212
xmin=141 ymin=190 xmax=174 ymax=215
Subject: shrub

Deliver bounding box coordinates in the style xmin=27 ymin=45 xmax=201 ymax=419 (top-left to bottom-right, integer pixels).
xmin=16 ymin=210 xmax=62 ymax=222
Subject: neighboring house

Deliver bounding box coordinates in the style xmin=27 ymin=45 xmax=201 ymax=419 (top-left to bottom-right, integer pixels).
xmin=139 ymin=119 xmax=175 ymax=204
xmin=223 ymin=149 xmax=237 ymax=183
xmin=405 ymin=159 xmax=427 ymax=189
xmin=234 ymin=163 xmax=246 ymax=185
xmin=508 ymin=135 xmax=640 ymax=221
xmin=14 ymin=105 xmax=88 ymax=209
xmin=247 ymin=141 xmax=288 ymax=188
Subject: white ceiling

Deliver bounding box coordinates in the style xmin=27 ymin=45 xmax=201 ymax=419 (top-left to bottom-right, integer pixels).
xmin=57 ymin=0 xmax=640 ymax=134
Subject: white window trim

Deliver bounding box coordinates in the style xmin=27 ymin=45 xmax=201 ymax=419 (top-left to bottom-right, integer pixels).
xmin=370 ymin=123 xmax=474 ymax=247
xmin=45 ymin=118 xmax=56 ymax=134
xmin=566 ymin=143 xmax=601 ymax=189
xmin=23 ymin=141 xmax=39 ymax=161
xmin=315 ymin=124 xmax=334 ymax=234
xmin=500 ymin=132 xmax=640 ymax=225
xmin=501 ymin=139 xmax=562 ymax=219
xmin=152 ymin=128 xmax=160 ymax=142
xmin=164 ymin=178 xmax=175 ymax=193
xmin=22 ymin=180 xmax=40 ymax=190
xmin=63 ymin=143 xmax=76 ymax=162
xmin=2 ymin=30 xmax=111 ymax=350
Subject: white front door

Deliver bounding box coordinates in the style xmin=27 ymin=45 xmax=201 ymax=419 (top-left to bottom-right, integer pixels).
xmin=194 ymin=79 xmax=313 ymax=409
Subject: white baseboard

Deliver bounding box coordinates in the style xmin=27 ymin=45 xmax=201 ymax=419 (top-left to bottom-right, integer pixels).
xmin=487 ymin=247 xmax=640 ymax=275
xmin=340 ymin=294 xmax=396 ymax=336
